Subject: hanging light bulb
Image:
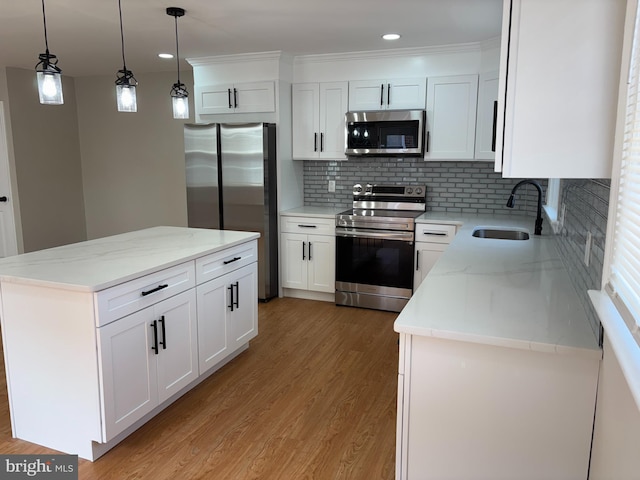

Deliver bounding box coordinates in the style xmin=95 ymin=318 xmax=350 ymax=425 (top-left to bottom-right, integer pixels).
xmin=115 ymin=0 xmax=137 ymax=112
xmin=35 ymin=0 xmax=63 ymax=105
xmin=167 ymin=7 xmax=189 ymax=120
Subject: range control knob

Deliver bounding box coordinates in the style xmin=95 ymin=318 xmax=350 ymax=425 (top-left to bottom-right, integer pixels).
xmin=353 ymin=183 xmax=363 ymax=194
xmin=415 ymin=187 xmax=423 ymax=195
xmin=406 ymin=187 xmax=413 ymax=194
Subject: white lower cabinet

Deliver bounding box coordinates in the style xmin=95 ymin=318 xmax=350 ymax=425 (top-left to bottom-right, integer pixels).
xmin=413 ymin=223 xmax=457 ymax=290
xmin=197 ymin=262 xmax=258 ymax=374
xmin=396 ymin=334 xmax=600 ymax=480
xmin=98 ymin=289 xmax=198 ymax=442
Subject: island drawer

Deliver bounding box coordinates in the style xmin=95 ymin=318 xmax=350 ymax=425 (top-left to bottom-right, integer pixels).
xmin=415 ymin=224 xmax=457 ymax=244
xmin=95 ymin=262 xmax=196 ymax=327
xmin=196 ymin=240 xmax=257 ymax=285
xmin=281 ymin=216 xmax=335 ymax=235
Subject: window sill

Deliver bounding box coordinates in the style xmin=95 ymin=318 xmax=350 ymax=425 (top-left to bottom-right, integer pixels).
xmin=589 ymin=289 xmax=640 ymax=412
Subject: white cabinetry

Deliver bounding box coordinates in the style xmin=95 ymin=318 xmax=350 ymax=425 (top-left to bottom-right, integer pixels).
xmin=496 ymin=0 xmax=624 ymax=178
xmin=0 ymin=229 xmax=258 ymax=461
xmin=197 ymin=263 xmax=257 ymax=374
xmin=99 ymin=289 xmax=198 ymax=441
xmin=413 ymin=223 xmax=457 ymax=290
xmin=292 ymin=82 xmax=348 ymax=160
xmin=281 ymin=214 xmax=335 ymax=301
xmin=348 ymin=78 xmax=426 ymax=111
xmin=196 ymin=81 xmax=275 ymax=115
xmin=396 ymin=334 xmax=600 ymax=479
xmin=475 ymin=71 xmax=499 ymax=160
xmin=424 ymin=75 xmax=478 ymax=160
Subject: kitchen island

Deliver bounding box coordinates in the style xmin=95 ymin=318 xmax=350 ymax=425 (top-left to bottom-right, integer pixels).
xmin=0 ymin=226 xmax=260 ymax=460
xmin=395 ymin=214 xmax=600 ymax=480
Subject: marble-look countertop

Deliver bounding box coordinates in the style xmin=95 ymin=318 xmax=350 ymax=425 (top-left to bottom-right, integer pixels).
xmin=0 ymin=226 xmax=259 ymax=292
xmin=280 ymin=206 xmax=346 ymax=218
xmin=395 ymin=213 xmax=601 ymax=358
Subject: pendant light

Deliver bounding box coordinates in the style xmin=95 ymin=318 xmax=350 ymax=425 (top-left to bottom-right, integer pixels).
xmin=167 ymin=7 xmax=189 ymax=119
xmin=115 ymin=0 xmax=137 ymax=112
xmin=35 ymin=0 xmax=63 ymax=105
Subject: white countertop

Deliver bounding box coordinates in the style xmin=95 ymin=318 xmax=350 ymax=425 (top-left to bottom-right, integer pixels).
xmin=280 ymin=206 xmax=346 ymax=218
xmin=0 ymin=226 xmax=259 ymax=292
xmin=396 ymin=213 xmax=601 ymax=358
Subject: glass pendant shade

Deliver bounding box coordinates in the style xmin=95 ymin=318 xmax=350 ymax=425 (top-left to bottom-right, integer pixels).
xmin=116 ymin=84 xmax=137 ymax=112
xmin=36 ymin=69 xmax=63 ymax=105
xmin=171 ymin=82 xmax=189 ymax=119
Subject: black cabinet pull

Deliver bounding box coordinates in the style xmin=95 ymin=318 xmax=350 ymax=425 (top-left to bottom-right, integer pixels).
xmin=228 ymin=284 xmax=234 ymax=311
xmin=0 ymin=196 xmax=7 ymax=202
xmin=298 ymin=224 xmax=317 ymax=228
xmin=302 ymin=241 xmax=306 ymax=260
xmin=223 ymin=256 xmax=241 ymax=265
xmin=320 ymin=133 xmax=324 ymax=152
xmin=426 ymin=131 xmax=430 ymax=153
xmin=141 ymin=284 xmax=168 ymax=297
xmin=416 ymin=251 xmax=420 ymax=271
xmin=314 ymin=133 xmax=318 ymax=152
xmin=491 ymin=100 xmax=498 ymax=153
xmin=228 ymin=88 xmax=232 ymax=108
xmin=387 ymin=83 xmax=391 ymax=106
xmin=233 ymin=88 xmax=238 ymax=108
xmin=233 ymin=281 xmax=240 ymax=309
xmin=380 ymin=84 xmax=384 ymax=106
xmin=158 ymin=315 xmax=166 ymax=350
xmin=309 ymin=242 xmax=313 ymax=261
xmin=150 ymin=320 xmax=159 ymax=354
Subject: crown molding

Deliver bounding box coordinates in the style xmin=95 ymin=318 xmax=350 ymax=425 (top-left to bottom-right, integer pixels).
xmin=187 ymin=51 xmax=289 ymax=67
xmin=292 ymin=42 xmax=483 ymax=66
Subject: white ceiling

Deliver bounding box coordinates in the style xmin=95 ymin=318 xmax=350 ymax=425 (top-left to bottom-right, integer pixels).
xmin=0 ymin=0 xmax=503 ymax=77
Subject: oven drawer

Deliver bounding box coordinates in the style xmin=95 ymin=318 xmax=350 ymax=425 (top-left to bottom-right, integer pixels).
xmin=415 ymin=224 xmax=457 ymax=244
xmin=281 ymin=215 xmax=335 ymax=235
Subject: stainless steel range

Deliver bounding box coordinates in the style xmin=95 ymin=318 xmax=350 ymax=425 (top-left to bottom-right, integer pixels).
xmin=335 ymin=183 xmax=426 ymax=312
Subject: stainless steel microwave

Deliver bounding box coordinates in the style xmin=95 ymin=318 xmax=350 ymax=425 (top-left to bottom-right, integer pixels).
xmin=345 ymin=110 xmax=426 ymax=156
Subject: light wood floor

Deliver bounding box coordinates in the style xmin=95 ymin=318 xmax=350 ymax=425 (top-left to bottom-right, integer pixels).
xmin=0 ymin=297 xmax=399 ymax=479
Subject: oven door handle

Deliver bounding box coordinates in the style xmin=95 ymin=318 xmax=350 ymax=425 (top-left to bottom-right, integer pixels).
xmin=336 ymin=228 xmax=414 ymax=241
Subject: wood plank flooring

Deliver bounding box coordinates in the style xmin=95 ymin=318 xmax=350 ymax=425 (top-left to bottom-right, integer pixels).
xmin=0 ymin=297 xmax=399 ymax=479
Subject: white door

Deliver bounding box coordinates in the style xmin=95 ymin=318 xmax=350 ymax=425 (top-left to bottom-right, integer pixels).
xmin=348 ymin=80 xmax=387 ymax=111
xmin=281 ymin=233 xmax=308 ymax=290
xmin=228 ymin=263 xmax=258 ymax=350
xmin=413 ymin=243 xmax=448 ymax=291
xmin=319 ymin=82 xmax=348 ymax=160
xmin=307 ymin=234 xmax=335 ymax=293
xmin=292 ymin=83 xmax=320 ymax=159
xmin=154 ymin=289 xmax=198 ymax=403
xmin=0 ymin=102 xmax=18 ymax=257
xmin=388 ymin=78 xmax=427 ymax=110
xmin=475 ymin=71 xmax=499 ymax=160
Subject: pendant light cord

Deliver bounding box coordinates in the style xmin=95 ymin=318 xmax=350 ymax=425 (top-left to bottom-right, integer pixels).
xmin=41 ymin=0 xmax=50 ymax=54
xmin=174 ymin=15 xmax=181 ymax=84
xmin=118 ymin=0 xmax=127 ymax=70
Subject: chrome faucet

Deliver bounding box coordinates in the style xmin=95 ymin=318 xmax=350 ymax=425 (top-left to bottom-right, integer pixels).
xmin=506 ymin=179 xmax=543 ymax=235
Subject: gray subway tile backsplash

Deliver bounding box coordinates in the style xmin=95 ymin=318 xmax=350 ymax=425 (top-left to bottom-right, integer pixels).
xmin=302 ymin=159 xmax=609 ymax=344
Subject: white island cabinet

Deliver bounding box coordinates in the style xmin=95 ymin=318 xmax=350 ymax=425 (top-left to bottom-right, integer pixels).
xmin=396 ymin=215 xmax=601 ymax=480
xmin=0 ymin=226 xmax=259 ymax=461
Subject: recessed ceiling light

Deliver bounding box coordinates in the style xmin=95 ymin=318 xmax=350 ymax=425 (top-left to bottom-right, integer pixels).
xmin=382 ymin=33 xmax=401 ymax=41
xmin=158 ymin=53 xmax=174 ymax=59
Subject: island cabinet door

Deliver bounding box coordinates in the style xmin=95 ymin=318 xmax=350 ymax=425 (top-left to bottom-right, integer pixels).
xmin=98 ymin=306 xmax=159 ymax=442
xmin=154 ymin=289 xmax=199 ymax=404
xmin=196 ymin=274 xmax=231 ymax=374
xmin=228 ymin=263 xmax=258 ymax=351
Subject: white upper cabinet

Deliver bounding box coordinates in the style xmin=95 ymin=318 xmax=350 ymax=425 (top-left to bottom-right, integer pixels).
xmin=424 ymin=75 xmax=479 ymax=160
xmin=495 ymin=0 xmax=624 ymax=178
xmin=348 ymin=78 xmax=426 ymax=111
xmin=195 ymin=81 xmax=275 ymax=115
xmin=292 ymin=82 xmax=348 ymax=160
xmin=475 ymin=71 xmax=499 ymax=160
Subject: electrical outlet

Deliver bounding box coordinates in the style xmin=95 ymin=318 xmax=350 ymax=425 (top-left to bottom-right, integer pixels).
xmin=328 ymin=180 xmax=336 ymax=193
xmin=584 ymin=232 xmax=592 ymax=267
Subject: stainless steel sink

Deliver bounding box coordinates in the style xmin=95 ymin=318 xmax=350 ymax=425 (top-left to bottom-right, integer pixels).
xmin=472 ymin=227 xmax=530 ymax=240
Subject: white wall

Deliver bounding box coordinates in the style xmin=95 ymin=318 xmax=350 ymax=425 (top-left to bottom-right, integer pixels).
xmin=75 ymin=71 xmax=193 ymax=240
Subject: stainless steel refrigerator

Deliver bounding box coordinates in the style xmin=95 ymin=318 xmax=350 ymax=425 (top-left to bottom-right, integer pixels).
xmin=185 ymin=122 xmax=278 ymax=301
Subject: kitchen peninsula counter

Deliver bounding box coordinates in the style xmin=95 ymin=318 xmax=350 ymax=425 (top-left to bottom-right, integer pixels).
xmin=395 ymin=213 xmax=601 ymax=480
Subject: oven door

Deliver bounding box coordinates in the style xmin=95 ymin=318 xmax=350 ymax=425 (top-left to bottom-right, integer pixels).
xmin=335 ymin=227 xmax=415 ymax=312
